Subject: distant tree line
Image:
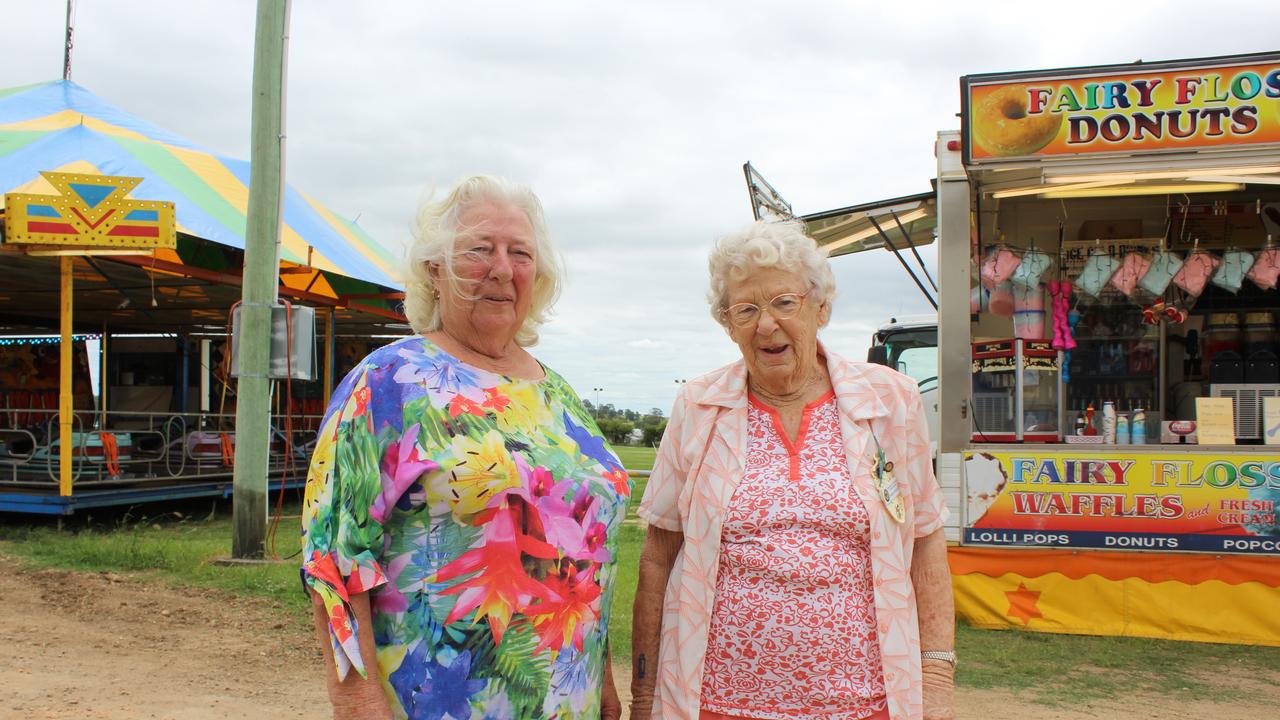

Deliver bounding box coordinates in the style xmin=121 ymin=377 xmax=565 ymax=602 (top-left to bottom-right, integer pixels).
xmin=583 ymin=402 xmax=667 ymax=446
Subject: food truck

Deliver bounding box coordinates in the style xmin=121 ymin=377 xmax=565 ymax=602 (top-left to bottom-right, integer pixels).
xmin=792 ymin=51 xmax=1280 ymax=646
xmin=932 ymin=51 xmax=1280 ymax=646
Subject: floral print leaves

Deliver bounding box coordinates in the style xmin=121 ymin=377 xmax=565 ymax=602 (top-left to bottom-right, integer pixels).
xmin=334 ymin=406 xmax=386 ymax=551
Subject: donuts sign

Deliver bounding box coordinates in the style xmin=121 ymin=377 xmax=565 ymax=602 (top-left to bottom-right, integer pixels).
xmin=962 ymin=52 xmax=1280 ymax=163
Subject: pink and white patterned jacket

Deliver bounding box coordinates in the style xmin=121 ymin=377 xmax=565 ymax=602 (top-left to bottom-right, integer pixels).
xmin=638 ymin=345 xmax=949 ymax=720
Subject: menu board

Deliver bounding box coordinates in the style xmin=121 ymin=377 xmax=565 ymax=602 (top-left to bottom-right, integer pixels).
xmin=1196 ymin=397 xmax=1237 ymax=446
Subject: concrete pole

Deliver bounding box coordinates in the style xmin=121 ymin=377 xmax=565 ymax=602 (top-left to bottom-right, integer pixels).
xmin=232 ymin=0 xmax=290 ymax=559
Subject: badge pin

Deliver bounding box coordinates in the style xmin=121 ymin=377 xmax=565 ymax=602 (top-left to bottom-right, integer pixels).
xmin=876 ymin=455 xmax=906 ymax=524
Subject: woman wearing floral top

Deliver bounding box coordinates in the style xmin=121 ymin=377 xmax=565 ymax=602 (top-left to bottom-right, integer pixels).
xmin=302 ymin=176 xmax=629 ymax=720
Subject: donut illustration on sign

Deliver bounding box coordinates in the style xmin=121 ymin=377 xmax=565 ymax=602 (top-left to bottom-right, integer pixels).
xmin=965 ymin=452 xmax=1008 ymax=524
xmin=972 ymin=85 xmax=1063 ymax=157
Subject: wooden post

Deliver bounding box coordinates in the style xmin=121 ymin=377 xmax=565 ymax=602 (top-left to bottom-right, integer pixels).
xmin=232 ymin=0 xmax=290 ymax=559
xmin=59 ymin=257 xmax=73 ymax=496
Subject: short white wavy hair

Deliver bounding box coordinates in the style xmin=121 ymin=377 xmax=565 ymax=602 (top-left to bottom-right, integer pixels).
xmin=707 ymin=219 xmax=837 ymax=327
xmin=402 ymin=175 xmax=564 ymax=346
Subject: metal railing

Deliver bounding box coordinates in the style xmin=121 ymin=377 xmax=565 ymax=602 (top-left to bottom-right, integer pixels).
xmin=0 ymin=407 xmax=320 ymax=489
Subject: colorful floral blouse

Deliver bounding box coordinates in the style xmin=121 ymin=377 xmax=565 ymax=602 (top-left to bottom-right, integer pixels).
xmin=301 ymin=336 xmax=631 ymax=720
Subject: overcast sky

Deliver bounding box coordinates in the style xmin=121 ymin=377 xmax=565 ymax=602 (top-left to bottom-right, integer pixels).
xmin=6 ymin=1 xmax=1280 ymax=413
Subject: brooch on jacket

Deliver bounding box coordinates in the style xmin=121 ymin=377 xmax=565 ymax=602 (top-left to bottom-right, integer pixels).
xmin=871 ymin=431 xmax=905 ymax=524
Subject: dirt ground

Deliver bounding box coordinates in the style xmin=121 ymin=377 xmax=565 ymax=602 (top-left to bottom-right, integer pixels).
xmin=1 ymin=559 xmax=1275 ymax=719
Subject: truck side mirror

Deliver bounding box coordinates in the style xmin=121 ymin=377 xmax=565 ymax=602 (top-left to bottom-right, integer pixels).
xmin=867 ymin=345 xmax=888 ymax=366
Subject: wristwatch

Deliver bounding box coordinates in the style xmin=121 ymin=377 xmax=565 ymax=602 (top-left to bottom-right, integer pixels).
xmin=921 ymin=650 xmax=957 ymax=667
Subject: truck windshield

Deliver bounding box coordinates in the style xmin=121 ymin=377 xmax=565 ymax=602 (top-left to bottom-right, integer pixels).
xmin=881 ymin=328 xmax=938 ymax=390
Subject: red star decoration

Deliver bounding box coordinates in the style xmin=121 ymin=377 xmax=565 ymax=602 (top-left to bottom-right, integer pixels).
xmin=1005 ymin=582 xmax=1043 ymax=625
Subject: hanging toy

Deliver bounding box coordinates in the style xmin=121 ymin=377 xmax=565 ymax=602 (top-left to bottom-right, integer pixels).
xmin=1140 ymin=250 xmax=1184 ymax=296
xmin=1010 ymin=248 xmax=1053 ymax=289
xmin=1212 ymin=249 xmax=1256 ymax=293
xmin=1062 ymin=309 xmax=1082 ymax=384
xmin=1172 ymin=248 xmax=1220 ymax=297
xmin=1077 ymin=247 xmax=1121 ymax=299
xmin=1012 ymin=284 xmax=1046 ymax=339
xmin=1047 ymin=280 xmax=1075 ymax=350
xmin=980 ymin=245 xmax=1022 ymax=289
xmin=1110 ymin=252 xmax=1153 ymax=298
xmin=1142 ymin=300 xmax=1167 ymax=325
xmin=987 ymin=281 xmax=1016 ymax=317
xmin=1247 ymin=243 xmax=1280 ymax=291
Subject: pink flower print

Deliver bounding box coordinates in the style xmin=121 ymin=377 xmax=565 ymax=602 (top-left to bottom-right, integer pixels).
xmin=372 ymin=424 xmax=438 ymax=524
xmin=431 ymin=502 xmax=555 ymax=644
xmin=372 ymin=553 xmax=413 ymax=614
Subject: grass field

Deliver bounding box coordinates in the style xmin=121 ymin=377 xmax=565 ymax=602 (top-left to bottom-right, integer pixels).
xmin=3 ymin=441 xmax=1280 ymax=706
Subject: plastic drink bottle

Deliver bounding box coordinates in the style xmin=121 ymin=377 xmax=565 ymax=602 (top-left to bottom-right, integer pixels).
xmin=1131 ymin=408 xmax=1146 ymax=445
xmin=1116 ymin=411 xmax=1130 ymax=445
xmin=1102 ymin=401 xmax=1117 ymax=443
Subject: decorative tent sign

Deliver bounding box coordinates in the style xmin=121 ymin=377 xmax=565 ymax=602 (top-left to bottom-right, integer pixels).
xmin=3 ymin=172 xmax=176 ymax=250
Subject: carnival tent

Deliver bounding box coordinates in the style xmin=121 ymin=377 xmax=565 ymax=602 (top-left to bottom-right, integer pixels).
xmin=0 ymin=80 xmax=404 ymax=332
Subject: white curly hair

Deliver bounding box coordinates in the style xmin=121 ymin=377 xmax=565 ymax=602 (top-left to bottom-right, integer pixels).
xmin=706 ymin=219 xmax=836 ymax=327
xmin=401 ymin=175 xmax=564 ymax=346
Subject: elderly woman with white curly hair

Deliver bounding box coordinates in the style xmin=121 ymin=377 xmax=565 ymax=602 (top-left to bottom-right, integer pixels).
xmin=629 ymin=220 xmax=955 ymax=720
xmin=302 ymin=175 xmax=629 ymax=720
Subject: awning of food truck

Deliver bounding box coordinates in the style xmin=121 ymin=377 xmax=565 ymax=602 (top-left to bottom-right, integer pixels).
xmin=803 ymin=190 xmax=937 ymax=258
xmin=0 ymin=80 xmax=404 ymax=335
xmin=966 ymin=153 xmax=1280 ymax=200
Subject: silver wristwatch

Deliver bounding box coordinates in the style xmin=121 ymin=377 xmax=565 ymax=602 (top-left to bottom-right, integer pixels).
xmin=921 ymin=650 xmax=957 ymax=667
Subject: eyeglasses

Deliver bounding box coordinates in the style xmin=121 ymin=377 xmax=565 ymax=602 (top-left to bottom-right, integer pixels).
xmin=454 ymin=245 xmax=535 ymax=271
xmin=721 ymin=291 xmax=808 ymax=327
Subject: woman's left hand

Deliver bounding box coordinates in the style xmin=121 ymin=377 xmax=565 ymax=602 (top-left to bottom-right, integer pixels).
xmin=601 ymin=684 xmax=622 ymax=720
xmin=921 ymin=660 xmax=955 ymax=720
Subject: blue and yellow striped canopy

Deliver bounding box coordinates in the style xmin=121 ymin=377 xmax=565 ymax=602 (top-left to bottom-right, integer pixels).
xmin=0 ymin=80 xmax=401 ymax=294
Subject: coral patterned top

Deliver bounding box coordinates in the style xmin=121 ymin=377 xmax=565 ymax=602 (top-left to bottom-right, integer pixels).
xmin=700 ymin=392 xmax=886 ymax=719
xmin=638 ymin=346 xmax=949 ymax=720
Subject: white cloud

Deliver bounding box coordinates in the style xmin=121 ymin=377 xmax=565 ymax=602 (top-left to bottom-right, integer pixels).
xmin=4 ymin=0 xmax=1279 ymax=411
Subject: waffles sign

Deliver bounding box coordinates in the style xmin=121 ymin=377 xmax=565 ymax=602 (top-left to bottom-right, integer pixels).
xmin=3 ymin=172 xmax=176 ymax=250
xmin=963 ymin=450 xmax=1280 ymax=554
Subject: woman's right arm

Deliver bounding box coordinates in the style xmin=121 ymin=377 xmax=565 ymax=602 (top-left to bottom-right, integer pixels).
xmin=311 ymin=590 xmax=392 ymax=720
xmin=629 ymin=525 xmax=685 ymax=720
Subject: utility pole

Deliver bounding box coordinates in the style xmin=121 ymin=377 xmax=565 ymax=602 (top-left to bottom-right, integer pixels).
xmin=62 ymin=0 xmax=75 ymax=81
xmin=232 ymin=0 xmax=290 ymax=559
